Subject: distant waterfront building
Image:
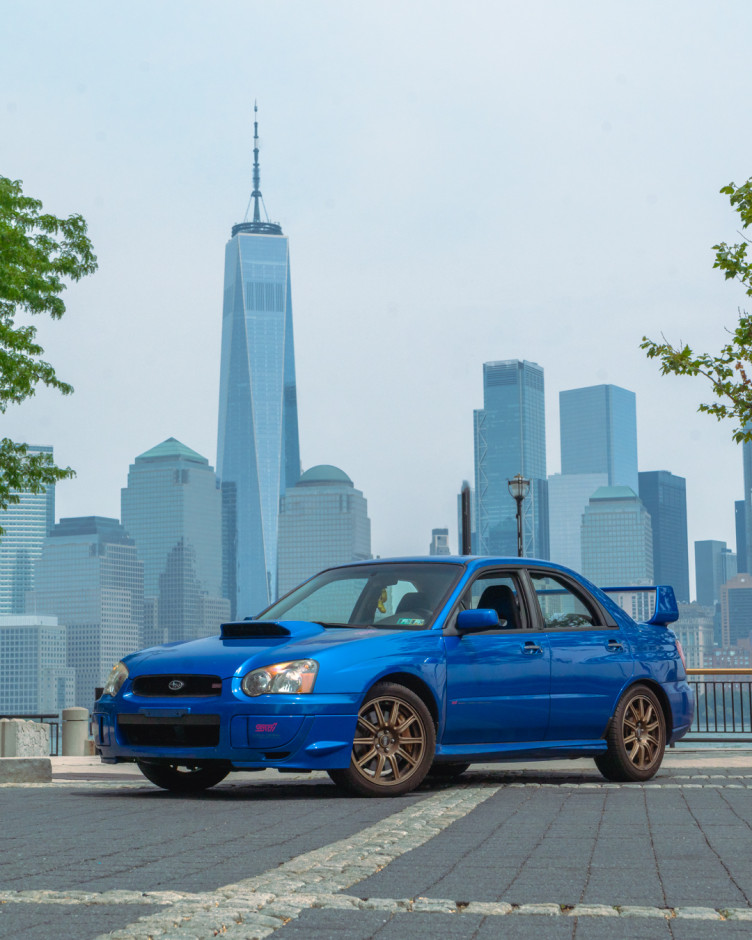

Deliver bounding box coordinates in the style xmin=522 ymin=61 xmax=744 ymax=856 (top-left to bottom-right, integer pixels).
xmin=429 ymin=528 xmax=451 ymax=556
xmin=456 ymin=481 xmax=477 ymax=554
xmin=0 ymin=615 xmax=75 ymax=715
xmin=695 ymin=540 xmax=737 ymax=607
xmin=217 ymin=107 xmax=301 ymax=618
xmin=560 ymin=385 xmax=638 ymax=491
xmin=674 ymin=603 xmax=715 ymax=669
xmin=121 ymin=439 xmax=229 ymax=646
xmin=0 ymin=445 xmax=56 ymax=616
xmin=580 ymin=486 xmax=653 ymax=586
xmin=473 ymin=360 xmax=548 ymax=558
xmin=638 ymin=471 xmax=690 ymax=602
xmin=736 ymin=499 xmax=748 ymax=574
xmin=720 ymin=573 xmax=752 ymax=647
xmin=277 ymin=466 xmax=370 ymax=596
xmin=547 ymin=472 xmax=608 ymax=571
xmin=30 ymin=517 xmax=143 ymax=708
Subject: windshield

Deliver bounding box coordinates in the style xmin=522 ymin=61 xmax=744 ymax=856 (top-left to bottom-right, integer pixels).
xmin=259 ymin=562 xmax=464 ymax=630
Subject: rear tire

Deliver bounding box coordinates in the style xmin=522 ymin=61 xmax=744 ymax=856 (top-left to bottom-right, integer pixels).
xmin=137 ymin=761 xmax=230 ymax=792
xmin=328 ymin=682 xmax=435 ymax=797
xmin=595 ymin=684 xmax=666 ymax=782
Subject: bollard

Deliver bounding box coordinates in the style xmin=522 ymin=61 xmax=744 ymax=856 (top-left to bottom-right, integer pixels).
xmin=62 ymin=707 xmax=90 ymax=756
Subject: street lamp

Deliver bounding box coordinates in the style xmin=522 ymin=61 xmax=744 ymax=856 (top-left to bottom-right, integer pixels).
xmin=507 ymin=474 xmax=530 ymax=558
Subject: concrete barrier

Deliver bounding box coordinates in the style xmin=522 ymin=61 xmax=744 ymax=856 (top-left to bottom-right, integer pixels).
xmin=0 ymin=718 xmax=50 ymax=757
xmin=0 ymin=757 xmax=52 ymax=783
xmin=62 ymin=707 xmax=89 ymax=756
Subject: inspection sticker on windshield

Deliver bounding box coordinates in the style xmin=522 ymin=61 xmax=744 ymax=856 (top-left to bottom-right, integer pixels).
xmin=397 ymin=617 xmax=425 ymax=625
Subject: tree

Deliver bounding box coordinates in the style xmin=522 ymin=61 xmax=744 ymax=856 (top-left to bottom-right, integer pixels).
xmin=0 ymin=175 xmax=97 ymax=523
xmin=641 ymin=178 xmax=752 ymax=443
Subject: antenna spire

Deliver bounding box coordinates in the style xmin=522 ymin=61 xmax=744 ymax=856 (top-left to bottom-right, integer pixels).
xmin=232 ymin=102 xmax=283 ymax=237
xmin=252 ymin=101 xmax=262 ymax=223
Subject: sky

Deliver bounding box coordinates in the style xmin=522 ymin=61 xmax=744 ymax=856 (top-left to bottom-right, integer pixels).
xmin=2 ymin=0 xmax=751 ymax=599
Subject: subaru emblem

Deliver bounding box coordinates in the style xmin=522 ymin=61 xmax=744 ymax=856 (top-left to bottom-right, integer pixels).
xmin=168 ymin=679 xmax=185 ymax=691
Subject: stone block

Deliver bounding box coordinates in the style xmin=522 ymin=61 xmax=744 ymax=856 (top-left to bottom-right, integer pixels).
xmin=0 ymin=757 xmax=52 ymax=782
xmin=0 ymin=718 xmax=50 ymax=757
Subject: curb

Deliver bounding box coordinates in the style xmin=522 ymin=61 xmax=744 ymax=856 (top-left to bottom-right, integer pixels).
xmin=0 ymin=757 xmax=52 ymax=783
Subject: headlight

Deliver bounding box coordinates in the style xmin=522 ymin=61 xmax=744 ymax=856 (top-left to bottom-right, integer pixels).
xmin=102 ymin=662 xmax=129 ymax=697
xmin=241 ymin=659 xmax=318 ymax=697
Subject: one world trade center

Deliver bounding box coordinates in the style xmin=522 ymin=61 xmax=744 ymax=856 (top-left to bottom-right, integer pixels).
xmin=217 ymin=107 xmax=301 ymax=617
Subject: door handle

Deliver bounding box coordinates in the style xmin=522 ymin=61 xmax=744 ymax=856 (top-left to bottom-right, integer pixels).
xmin=607 ymin=639 xmax=624 ymax=652
xmin=522 ymin=641 xmax=542 ymax=654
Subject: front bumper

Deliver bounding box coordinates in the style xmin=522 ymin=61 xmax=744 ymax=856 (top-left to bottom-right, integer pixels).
xmin=93 ymin=684 xmax=360 ymax=771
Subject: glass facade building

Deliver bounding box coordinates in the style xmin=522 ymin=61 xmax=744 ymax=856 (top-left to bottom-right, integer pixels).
xmin=695 ymin=540 xmax=736 ymax=607
xmin=581 ymin=486 xmax=653 ymax=586
xmin=638 ymin=470 xmax=690 ymax=602
xmin=121 ymin=438 xmax=229 ymax=646
xmin=0 ymin=445 xmax=56 ymax=615
xmin=0 ymin=615 xmax=75 ymax=715
xmin=547 ymin=472 xmax=608 ymax=570
xmin=277 ymin=465 xmax=370 ymax=596
xmin=217 ymin=116 xmax=300 ymax=618
xmin=720 ymin=573 xmax=752 ymax=647
xmin=473 ymin=360 xmax=548 ymax=558
xmin=560 ymin=385 xmax=638 ymax=491
xmin=429 ymin=528 xmax=451 ymax=555
xmin=29 ymin=517 xmax=143 ymax=708
xmin=736 ymin=499 xmax=748 ymax=575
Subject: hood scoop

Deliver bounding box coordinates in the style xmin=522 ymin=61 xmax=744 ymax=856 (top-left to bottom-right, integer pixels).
xmin=221 ymin=620 xmax=291 ymax=638
xmin=220 ymin=619 xmax=326 ymax=641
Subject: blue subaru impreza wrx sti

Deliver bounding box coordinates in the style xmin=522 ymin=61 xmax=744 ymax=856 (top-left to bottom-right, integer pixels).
xmin=94 ymin=557 xmax=693 ymax=796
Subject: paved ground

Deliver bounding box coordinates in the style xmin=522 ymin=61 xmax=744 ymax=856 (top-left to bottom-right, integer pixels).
xmin=2 ymin=750 xmax=752 ymax=939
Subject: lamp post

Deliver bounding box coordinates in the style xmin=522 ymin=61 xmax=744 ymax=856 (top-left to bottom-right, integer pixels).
xmin=507 ymin=474 xmax=530 ymax=558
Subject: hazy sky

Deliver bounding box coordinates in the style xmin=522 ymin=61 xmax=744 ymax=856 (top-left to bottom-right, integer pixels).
xmin=3 ymin=1 xmax=751 ymax=597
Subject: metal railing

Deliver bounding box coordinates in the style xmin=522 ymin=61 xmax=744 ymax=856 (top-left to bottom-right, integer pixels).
xmin=684 ymin=669 xmax=752 ymax=743
xmin=0 ymin=714 xmax=61 ymax=755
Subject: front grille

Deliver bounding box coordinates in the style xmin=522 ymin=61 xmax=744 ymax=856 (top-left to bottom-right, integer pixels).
xmin=131 ymin=675 xmax=222 ymax=697
xmin=118 ymin=715 xmax=220 ymax=747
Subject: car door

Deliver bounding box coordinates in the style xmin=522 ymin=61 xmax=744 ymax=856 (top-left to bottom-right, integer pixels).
xmin=442 ymin=569 xmax=551 ymax=745
xmin=527 ymin=569 xmax=634 ymax=742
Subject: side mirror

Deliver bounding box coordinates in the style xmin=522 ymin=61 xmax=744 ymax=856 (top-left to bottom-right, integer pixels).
xmin=456 ymin=608 xmax=502 ymax=634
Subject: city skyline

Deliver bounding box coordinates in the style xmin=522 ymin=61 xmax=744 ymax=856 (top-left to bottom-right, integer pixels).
xmin=2 ymin=3 xmax=752 ymax=599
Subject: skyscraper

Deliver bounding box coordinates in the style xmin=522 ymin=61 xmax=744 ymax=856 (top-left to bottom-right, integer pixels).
xmin=560 ymin=385 xmax=638 ymax=491
xmin=695 ymin=540 xmax=737 ymax=607
xmin=581 ymin=486 xmax=653 ymax=586
xmin=276 ymin=465 xmax=371 ymax=596
xmin=638 ymin=471 xmax=690 ymax=601
xmin=744 ymin=437 xmax=752 ymax=573
xmin=121 ymin=438 xmax=229 ymax=646
xmin=0 ymin=615 xmax=75 ymax=715
xmin=473 ymin=360 xmax=548 ymax=557
xmin=429 ymin=528 xmax=451 ymax=555
xmin=547 ymin=472 xmax=608 ymax=570
xmin=736 ymin=499 xmax=748 ymax=574
xmin=0 ymin=444 xmax=56 ymax=615
xmin=30 ymin=517 xmax=143 ymax=708
xmin=217 ymin=106 xmax=301 ymax=618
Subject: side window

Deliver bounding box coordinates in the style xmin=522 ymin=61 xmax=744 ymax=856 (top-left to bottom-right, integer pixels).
xmin=464 ymin=573 xmax=526 ymax=631
xmin=529 ymin=572 xmax=602 ymax=630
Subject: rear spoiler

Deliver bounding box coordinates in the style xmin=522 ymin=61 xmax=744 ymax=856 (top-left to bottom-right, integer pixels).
xmin=600 ymin=584 xmax=679 ymax=626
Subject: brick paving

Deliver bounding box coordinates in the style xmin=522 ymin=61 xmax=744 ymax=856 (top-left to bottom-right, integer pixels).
xmin=1 ymin=752 xmax=752 ymax=939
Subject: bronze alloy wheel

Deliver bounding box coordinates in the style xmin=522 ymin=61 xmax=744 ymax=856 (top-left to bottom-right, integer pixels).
xmin=622 ymin=692 xmax=662 ymax=770
xmin=595 ymin=684 xmax=666 ymax=782
xmin=328 ymin=682 xmax=436 ymax=796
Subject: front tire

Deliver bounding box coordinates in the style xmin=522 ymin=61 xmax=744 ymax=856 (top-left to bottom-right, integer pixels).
xmin=328 ymin=682 xmax=435 ymax=797
xmin=137 ymin=761 xmax=230 ymax=792
xmin=595 ymin=684 xmax=666 ymax=782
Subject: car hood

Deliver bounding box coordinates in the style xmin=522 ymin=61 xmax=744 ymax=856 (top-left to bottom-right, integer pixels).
xmin=122 ymin=620 xmax=400 ymax=678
